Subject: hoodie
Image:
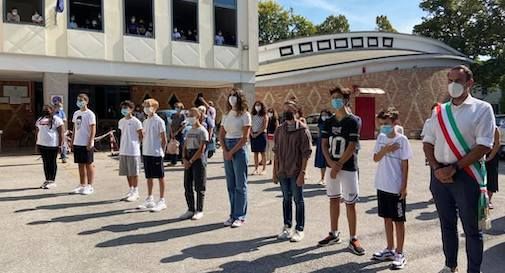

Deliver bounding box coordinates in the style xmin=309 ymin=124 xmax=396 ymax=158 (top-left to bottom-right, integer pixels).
xmin=273 ymin=120 xmax=313 ymax=178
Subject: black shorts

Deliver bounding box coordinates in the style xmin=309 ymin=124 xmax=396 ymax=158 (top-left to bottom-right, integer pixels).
xmin=73 ymin=145 xmax=94 ymax=164
xmin=377 ymin=190 xmax=406 ymax=222
xmin=143 ymin=156 xmax=164 ymax=179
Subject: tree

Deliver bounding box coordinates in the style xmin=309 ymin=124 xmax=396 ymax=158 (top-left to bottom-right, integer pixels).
xmin=376 ymin=15 xmax=398 ymax=32
xmin=258 ymin=0 xmax=291 ymax=45
xmin=289 ymin=12 xmax=317 ymax=38
xmin=316 ymin=15 xmax=350 ymax=34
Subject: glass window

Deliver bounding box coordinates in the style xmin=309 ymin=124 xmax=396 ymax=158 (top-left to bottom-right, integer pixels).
xmin=214 ymin=0 xmax=237 ymax=46
xmin=124 ymin=0 xmax=154 ymax=38
xmin=4 ymin=0 xmax=44 ymax=26
xmin=68 ymin=0 xmax=103 ymax=31
xmin=172 ymin=0 xmax=198 ymax=42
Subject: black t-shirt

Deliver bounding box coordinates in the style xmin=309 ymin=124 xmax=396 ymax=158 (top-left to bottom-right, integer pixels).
xmin=321 ymin=115 xmax=360 ymax=171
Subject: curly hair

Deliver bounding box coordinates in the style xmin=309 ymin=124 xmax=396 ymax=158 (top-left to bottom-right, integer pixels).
xmin=251 ymin=101 xmax=267 ymax=116
xmin=226 ymin=88 xmax=248 ymax=116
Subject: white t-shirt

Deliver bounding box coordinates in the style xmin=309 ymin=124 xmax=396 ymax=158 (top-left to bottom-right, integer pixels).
xmin=118 ymin=117 xmax=143 ymax=156
xmin=142 ymin=114 xmax=166 ymax=157
xmin=72 ymin=109 xmax=96 ymax=146
xmin=395 ymin=125 xmax=404 ymax=135
xmin=373 ymin=133 xmax=413 ymax=194
xmin=36 ymin=116 xmax=64 ymax=147
xmin=222 ymin=111 xmax=251 ymax=139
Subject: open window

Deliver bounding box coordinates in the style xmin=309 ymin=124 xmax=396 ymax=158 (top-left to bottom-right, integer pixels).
xmin=124 ymin=0 xmax=155 ymax=38
xmin=214 ymin=0 xmax=237 ymax=47
xmin=172 ymin=0 xmax=198 ymax=42
xmin=68 ymin=0 xmax=103 ymax=31
xmin=4 ymin=0 xmax=44 ymax=26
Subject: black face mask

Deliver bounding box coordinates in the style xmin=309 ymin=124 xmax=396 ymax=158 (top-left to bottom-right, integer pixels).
xmin=282 ymin=111 xmax=295 ymax=121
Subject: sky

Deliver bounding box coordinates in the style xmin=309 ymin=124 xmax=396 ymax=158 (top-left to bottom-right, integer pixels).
xmin=275 ymin=0 xmax=427 ymax=34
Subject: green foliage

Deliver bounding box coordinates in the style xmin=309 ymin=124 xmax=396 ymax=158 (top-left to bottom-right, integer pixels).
xmin=376 ymin=15 xmax=397 ymax=32
xmin=316 ymin=15 xmax=351 ymax=34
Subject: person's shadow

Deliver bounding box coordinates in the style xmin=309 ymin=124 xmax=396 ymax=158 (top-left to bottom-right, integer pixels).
xmin=482 ymin=242 xmax=505 ymax=273
xmin=484 ymin=216 xmax=505 ymax=236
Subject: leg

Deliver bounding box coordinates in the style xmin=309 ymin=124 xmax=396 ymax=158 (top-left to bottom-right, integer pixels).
xmin=78 ymin=164 xmax=86 ymax=185
xmin=261 ymin=152 xmax=266 ymax=171
xmin=254 ymin=152 xmax=259 ymax=171
xmin=194 ymin=159 xmax=207 ymax=212
xmin=280 ymin=177 xmax=294 ymax=228
xmin=48 ymin=147 xmax=58 ymax=181
xmin=127 ymin=176 xmax=133 ymax=188
xmin=147 ymin=178 xmax=154 ymax=196
xmin=394 ymin=222 xmax=405 ymax=253
xmin=292 ymin=177 xmax=305 ymax=231
xmin=385 ymin=218 xmax=394 ymax=250
xmin=342 ymin=171 xmax=359 ymax=237
xmin=184 ymin=166 xmax=195 ymax=212
xmin=224 ymin=155 xmax=236 ymax=219
xmin=330 ymin=198 xmax=340 ymax=232
xmin=232 ymin=147 xmax=248 ymax=220
xmin=320 ymin=168 xmax=326 ymax=181
xmin=39 ymin=147 xmax=50 ymax=181
xmin=346 ymin=203 xmax=357 ymax=237
xmin=158 ymin=177 xmax=165 ymax=199
xmin=85 ymin=163 xmax=95 ymax=185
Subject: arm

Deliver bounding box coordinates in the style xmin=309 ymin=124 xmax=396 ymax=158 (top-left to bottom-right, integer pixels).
xmin=400 ymin=160 xmax=409 ymax=199
xmin=272 ymin=129 xmax=279 ymax=183
xmin=455 ymin=145 xmax=491 ymax=169
xmin=296 ymin=128 xmax=313 ymax=186
xmin=229 ymin=126 xmax=251 ymax=155
xmin=219 ymin=126 xmax=227 ymax=152
xmin=321 ymin=138 xmax=335 ymax=168
xmin=57 ymin=125 xmax=64 ymax=148
xmin=337 ymin=142 xmax=357 ymax=167
xmin=373 ymin=144 xmax=399 ymax=162
xmin=160 ymin=132 xmax=168 ymax=152
xmin=137 ymin=129 xmax=143 ymax=142
xmin=88 ymin=124 xmax=96 ymax=150
xmin=487 ymin=129 xmax=501 ymax=161
xmin=190 ymin=142 xmax=207 ymax=163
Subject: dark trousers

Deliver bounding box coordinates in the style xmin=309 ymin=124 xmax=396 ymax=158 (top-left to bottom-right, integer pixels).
xmin=280 ymin=176 xmax=305 ymax=231
xmin=170 ymin=133 xmax=185 ymax=164
xmin=38 ymin=145 xmax=58 ymax=181
xmin=430 ymin=169 xmax=482 ymax=273
xmin=184 ymin=150 xmax=207 ymax=212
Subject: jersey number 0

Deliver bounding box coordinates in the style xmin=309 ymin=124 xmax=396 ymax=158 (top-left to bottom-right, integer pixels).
xmin=329 ymin=136 xmax=346 ymax=158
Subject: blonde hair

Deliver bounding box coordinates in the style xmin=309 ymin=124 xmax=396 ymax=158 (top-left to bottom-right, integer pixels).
xmin=143 ymin=98 xmax=159 ymax=110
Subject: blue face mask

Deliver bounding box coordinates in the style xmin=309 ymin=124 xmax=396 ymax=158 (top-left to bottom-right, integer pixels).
xmin=76 ymin=100 xmax=85 ymax=109
xmin=331 ymin=98 xmax=344 ymax=110
xmin=380 ymin=125 xmax=394 ymax=135
xmin=121 ymin=108 xmax=129 ymax=117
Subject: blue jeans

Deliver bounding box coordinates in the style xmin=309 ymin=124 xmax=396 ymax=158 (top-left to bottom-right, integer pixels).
xmin=280 ymin=177 xmax=305 ymax=231
xmin=224 ymin=138 xmax=248 ymax=221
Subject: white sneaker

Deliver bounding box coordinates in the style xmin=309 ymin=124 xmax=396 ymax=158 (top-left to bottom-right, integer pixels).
xmin=277 ymin=225 xmax=293 ymax=240
xmin=138 ymin=196 xmax=155 ymax=209
xmin=192 ymin=212 xmax=204 ymax=220
xmin=438 ymin=267 xmax=458 ymax=273
xmin=45 ymin=181 xmax=57 ymax=189
xmin=122 ymin=188 xmax=133 ymax=200
xmin=126 ymin=190 xmax=139 ymax=202
xmin=150 ymin=199 xmax=167 ymax=212
xmin=231 ymin=219 xmax=245 ymax=228
xmin=72 ymin=185 xmax=85 ymax=194
xmin=179 ymin=211 xmax=194 ymax=220
xmin=224 ymin=218 xmax=234 ymax=227
xmin=82 ymin=185 xmax=94 ymax=195
xmin=372 ymin=248 xmax=396 ymax=261
xmin=391 ymin=253 xmax=407 ymax=270
xmin=290 ymin=230 xmax=304 ymax=242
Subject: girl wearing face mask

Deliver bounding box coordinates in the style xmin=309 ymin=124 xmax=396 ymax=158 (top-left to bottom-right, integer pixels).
xmin=219 ymin=88 xmax=251 ymax=228
xmin=315 ymin=110 xmax=332 ymax=185
xmin=250 ymin=101 xmax=269 ymax=175
xmin=36 ymin=105 xmax=64 ymax=189
xmin=266 ymin=108 xmax=279 ymax=165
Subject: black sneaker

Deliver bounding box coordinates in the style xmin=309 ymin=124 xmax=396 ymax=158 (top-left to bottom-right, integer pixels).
xmin=317 ymin=232 xmax=342 ymax=247
xmin=349 ymin=238 xmax=366 ymax=256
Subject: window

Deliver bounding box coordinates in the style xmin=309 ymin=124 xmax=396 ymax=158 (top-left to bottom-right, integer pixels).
xmin=214 ymin=0 xmax=237 ymax=46
xmin=124 ymin=0 xmax=154 ymax=38
xmin=4 ymin=0 xmax=44 ymax=26
xmin=68 ymin=0 xmax=103 ymax=31
xmin=172 ymin=0 xmax=198 ymax=42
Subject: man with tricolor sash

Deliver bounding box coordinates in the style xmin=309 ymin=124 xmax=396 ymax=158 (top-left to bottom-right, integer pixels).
xmin=423 ymin=65 xmax=495 ymax=273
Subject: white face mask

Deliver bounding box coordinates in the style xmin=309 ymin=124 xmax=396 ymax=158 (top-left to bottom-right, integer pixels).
xmin=321 ymin=115 xmax=329 ymax=121
xmin=186 ymin=117 xmax=196 ymax=126
xmin=144 ymin=107 xmax=154 ymax=115
xmin=268 ymin=113 xmax=273 ymax=118
xmin=448 ymin=82 xmax=465 ymax=98
xmin=255 ymin=106 xmax=262 ymax=112
xmin=228 ymin=96 xmax=238 ymax=107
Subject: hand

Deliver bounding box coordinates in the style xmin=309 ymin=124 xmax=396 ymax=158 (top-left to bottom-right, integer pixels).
xmin=486 ymin=155 xmax=495 ymax=162
xmin=296 ymin=173 xmax=305 ymax=187
xmin=384 ymin=143 xmax=400 ymax=153
xmin=183 ymin=159 xmax=191 ymax=170
xmin=330 ymin=161 xmax=342 ymax=179
xmin=224 ymin=150 xmax=233 ymax=161
xmin=434 ymin=166 xmax=456 ymax=183
xmin=272 ymin=173 xmax=279 ymax=184
xmin=87 ymin=143 xmax=94 ymax=151
xmin=399 ymin=187 xmax=407 ymax=200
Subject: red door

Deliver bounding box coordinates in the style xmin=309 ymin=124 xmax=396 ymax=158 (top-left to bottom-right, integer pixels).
xmin=355 ymin=97 xmax=375 ymax=140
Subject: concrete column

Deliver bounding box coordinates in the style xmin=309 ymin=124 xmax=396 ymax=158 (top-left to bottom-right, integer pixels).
xmin=43 ymin=72 xmax=69 ymax=115
xmin=199 ymin=0 xmax=214 ymax=68
xmin=234 ymin=82 xmax=255 ymax=106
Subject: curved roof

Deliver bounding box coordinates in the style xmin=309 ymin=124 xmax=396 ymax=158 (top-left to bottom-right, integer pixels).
xmin=256 ymin=32 xmax=471 ymax=86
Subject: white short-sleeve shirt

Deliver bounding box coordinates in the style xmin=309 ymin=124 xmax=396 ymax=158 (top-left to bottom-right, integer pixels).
xmin=374 ymin=133 xmax=413 ymax=194
xmin=422 ymin=95 xmax=495 ymax=164
xmin=36 ymin=116 xmax=64 ymax=147
xmin=142 ymin=114 xmax=167 ymax=157
xmin=118 ymin=117 xmax=143 ymax=156
xmin=222 ymin=110 xmax=251 ymax=139
xmin=72 ymin=109 xmax=96 ymax=146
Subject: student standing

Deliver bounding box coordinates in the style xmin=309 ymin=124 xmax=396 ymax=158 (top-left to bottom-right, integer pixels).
xmin=372 ymin=110 xmax=412 ymax=270
xmin=318 ymin=87 xmax=365 ymax=256
xmin=250 ymin=101 xmax=269 ymax=175
xmin=53 ymin=102 xmax=68 ymax=163
xmin=273 ymin=101 xmax=312 ymax=242
xmin=315 ymin=110 xmax=332 ymax=185
xmin=139 ymin=99 xmax=168 ymax=212
xmin=169 ymin=102 xmax=186 ymax=166
xmin=36 ymin=105 xmax=64 ymax=189
xmin=71 ymin=93 xmax=97 ymax=195
xmin=266 ymin=108 xmax=279 ymax=165
xmin=118 ymin=100 xmax=143 ymax=202
xmin=486 ymin=127 xmax=500 ymax=209
xmin=180 ymin=108 xmax=209 ymax=220
xmin=220 ymin=88 xmax=251 ymax=228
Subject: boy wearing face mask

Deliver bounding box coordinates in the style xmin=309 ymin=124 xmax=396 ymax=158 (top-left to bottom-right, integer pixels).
xmin=139 ymin=99 xmax=168 ymax=212
xmin=371 ymin=109 xmax=412 ymax=270
xmin=7 ymin=8 xmax=20 ymax=23
xmin=180 ymin=108 xmax=209 ymax=220
xmin=118 ymin=100 xmax=143 ymax=202
xmin=71 ymin=93 xmax=97 ymax=195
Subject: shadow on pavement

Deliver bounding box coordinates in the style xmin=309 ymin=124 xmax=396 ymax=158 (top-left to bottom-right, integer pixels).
xmin=0 ymin=163 xmax=42 ymax=168
xmin=27 ymin=209 xmax=126 ymax=225
xmin=365 ymin=201 xmax=433 ymax=215
xmin=96 ymin=223 xmax=223 ymax=248
xmin=482 ymin=242 xmax=505 ymax=273
xmin=207 ymin=175 xmax=226 ymax=181
xmin=415 ymin=210 xmax=439 ymax=221
xmin=308 ymin=261 xmax=390 ymax=273
xmin=15 ymin=199 xmax=121 ymax=213
xmin=79 ymin=218 xmax=181 ymax=235
xmin=0 ymin=187 xmax=40 ymax=194
xmin=0 ymin=192 xmax=69 ymax=202
xmin=484 ymin=216 xmax=505 ymax=236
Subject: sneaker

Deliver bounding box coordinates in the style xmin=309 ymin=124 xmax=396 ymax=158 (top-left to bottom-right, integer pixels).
xmin=150 ymin=199 xmax=167 ymax=212
xmin=489 ymin=202 xmax=494 ymax=210
xmin=62 ymin=158 xmax=67 ymax=164
xmin=82 ymin=185 xmax=94 ymax=195
xmin=290 ymin=230 xmax=304 ymax=242
xmin=126 ymin=190 xmax=139 ymax=202
xmin=72 ymin=185 xmax=85 ymax=194
xmin=318 ymin=179 xmax=326 ymax=186
xmin=121 ymin=189 xmax=133 ymax=201
xmin=40 ymin=181 xmax=50 ymax=189
xmin=40 ymin=181 xmax=57 ymax=189
xmin=318 ymin=232 xmax=342 ymax=247
xmin=372 ymin=248 xmax=395 ymax=261
xmin=277 ymin=225 xmax=293 ymax=240
xmin=438 ymin=266 xmax=459 ymax=273
xmin=349 ymin=238 xmax=366 ymax=256
xmin=224 ymin=218 xmax=234 ymax=227
xmin=179 ymin=210 xmax=195 ymax=220
xmin=231 ymin=219 xmax=245 ymax=228
xmin=138 ymin=196 xmax=155 ymax=209
xmin=192 ymin=212 xmax=204 ymax=220
xmin=391 ymin=253 xmax=407 ymax=270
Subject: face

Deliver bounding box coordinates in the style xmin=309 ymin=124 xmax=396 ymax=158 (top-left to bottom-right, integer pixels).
xmin=71 ymin=16 xmax=75 ymax=21
xmin=12 ymin=9 xmax=18 ymax=15
xmin=42 ymin=106 xmax=52 ymax=114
